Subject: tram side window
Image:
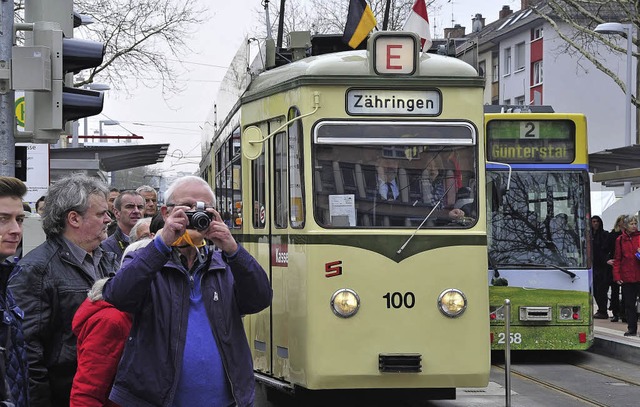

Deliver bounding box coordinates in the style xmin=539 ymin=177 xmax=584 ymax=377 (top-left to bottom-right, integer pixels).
xmin=289 ymin=107 xmax=305 ymax=228
xmin=252 ymin=151 xmax=266 ymax=229
xmin=215 ymin=148 xmax=224 ymax=214
xmin=214 ymin=131 xmax=243 ymax=229
xmin=274 ymin=132 xmax=288 ymax=228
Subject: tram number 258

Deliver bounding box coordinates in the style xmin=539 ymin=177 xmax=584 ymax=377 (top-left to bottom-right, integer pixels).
xmin=497 ymin=332 xmax=522 ymax=344
xmin=383 ymin=292 xmax=415 ymax=309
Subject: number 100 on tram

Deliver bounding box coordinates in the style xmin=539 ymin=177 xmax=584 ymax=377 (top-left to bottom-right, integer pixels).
xmin=203 ymin=32 xmax=490 ymax=402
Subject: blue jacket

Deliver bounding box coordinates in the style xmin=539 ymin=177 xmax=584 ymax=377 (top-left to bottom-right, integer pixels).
xmin=100 ymin=226 xmax=129 ymax=260
xmin=0 ymin=261 xmax=29 ymax=407
xmin=103 ymin=239 xmax=272 ymax=407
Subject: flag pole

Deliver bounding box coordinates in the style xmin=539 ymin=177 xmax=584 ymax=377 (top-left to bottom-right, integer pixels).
xmin=382 ymin=0 xmax=391 ymax=30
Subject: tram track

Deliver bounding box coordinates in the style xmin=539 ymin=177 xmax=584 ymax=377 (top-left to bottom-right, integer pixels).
xmin=492 ymin=360 xmax=638 ymax=407
xmin=571 ymin=361 xmax=640 ymax=387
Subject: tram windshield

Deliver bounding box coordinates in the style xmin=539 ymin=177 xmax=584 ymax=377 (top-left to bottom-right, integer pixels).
xmin=487 ymin=170 xmax=588 ymax=268
xmin=312 ymin=121 xmax=478 ymax=228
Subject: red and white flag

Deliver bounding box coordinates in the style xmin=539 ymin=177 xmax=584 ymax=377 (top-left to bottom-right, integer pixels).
xmin=403 ymin=0 xmax=432 ymax=52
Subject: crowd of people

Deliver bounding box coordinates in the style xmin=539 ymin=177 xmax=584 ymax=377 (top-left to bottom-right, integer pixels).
xmin=592 ymin=214 xmax=640 ymax=337
xmin=0 ymin=173 xmax=272 ymax=407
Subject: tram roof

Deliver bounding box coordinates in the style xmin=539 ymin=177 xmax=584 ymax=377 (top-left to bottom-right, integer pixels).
xmin=243 ymin=50 xmax=481 ymax=102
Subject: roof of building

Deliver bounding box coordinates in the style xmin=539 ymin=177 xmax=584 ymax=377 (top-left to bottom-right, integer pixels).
xmin=50 ymin=143 xmax=169 ymax=174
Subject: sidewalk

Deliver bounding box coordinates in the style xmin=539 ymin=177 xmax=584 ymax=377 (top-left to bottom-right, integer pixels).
xmin=591 ymin=313 xmax=640 ymax=364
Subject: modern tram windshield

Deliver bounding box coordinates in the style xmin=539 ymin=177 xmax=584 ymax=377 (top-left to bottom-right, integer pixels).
xmin=487 ymin=170 xmax=588 ymax=268
xmin=312 ymin=121 xmax=478 ymax=228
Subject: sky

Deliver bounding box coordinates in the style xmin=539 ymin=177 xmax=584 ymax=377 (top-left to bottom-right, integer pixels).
xmin=93 ymin=0 xmax=520 ymax=177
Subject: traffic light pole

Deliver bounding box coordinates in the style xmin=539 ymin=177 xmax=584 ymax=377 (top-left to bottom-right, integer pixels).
xmin=0 ymin=0 xmax=16 ymax=176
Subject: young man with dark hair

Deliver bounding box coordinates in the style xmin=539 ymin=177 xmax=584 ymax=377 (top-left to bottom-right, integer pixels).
xmin=0 ymin=177 xmax=30 ymax=406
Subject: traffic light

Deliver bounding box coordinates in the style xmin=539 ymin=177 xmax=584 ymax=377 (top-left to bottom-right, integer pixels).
xmin=61 ymin=38 xmax=105 ymax=123
xmin=20 ymin=21 xmax=105 ymax=143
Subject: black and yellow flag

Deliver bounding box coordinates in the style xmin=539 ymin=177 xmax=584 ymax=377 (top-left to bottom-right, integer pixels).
xmin=342 ymin=0 xmax=377 ymax=49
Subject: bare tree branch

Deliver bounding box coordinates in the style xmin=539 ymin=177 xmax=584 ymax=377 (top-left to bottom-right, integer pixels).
xmin=534 ymin=0 xmax=638 ymax=107
xmin=71 ymin=0 xmax=207 ymax=100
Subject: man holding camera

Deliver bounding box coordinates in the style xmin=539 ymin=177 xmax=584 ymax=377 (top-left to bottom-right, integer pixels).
xmin=103 ymin=175 xmax=272 ymax=407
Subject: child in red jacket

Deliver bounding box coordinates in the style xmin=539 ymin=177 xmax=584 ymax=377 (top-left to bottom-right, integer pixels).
xmin=71 ymin=278 xmax=131 ymax=407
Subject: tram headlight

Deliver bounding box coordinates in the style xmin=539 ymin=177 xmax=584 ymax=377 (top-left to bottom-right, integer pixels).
xmin=559 ymin=306 xmax=573 ymax=320
xmin=437 ymin=289 xmax=467 ymax=318
xmin=330 ymin=288 xmax=360 ymax=318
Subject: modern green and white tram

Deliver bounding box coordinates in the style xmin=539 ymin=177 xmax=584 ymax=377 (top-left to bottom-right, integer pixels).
xmin=200 ymin=31 xmax=490 ymax=403
xmin=485 ymin=109 xmax=592 ymax=351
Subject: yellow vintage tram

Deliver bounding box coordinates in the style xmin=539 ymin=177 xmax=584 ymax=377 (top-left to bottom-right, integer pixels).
xmin=200 ymin=31 xmax=490 ymax=403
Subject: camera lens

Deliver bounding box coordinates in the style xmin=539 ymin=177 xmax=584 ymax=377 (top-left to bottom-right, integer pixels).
xmin=190 ymin=211 xmax=211 ymax=231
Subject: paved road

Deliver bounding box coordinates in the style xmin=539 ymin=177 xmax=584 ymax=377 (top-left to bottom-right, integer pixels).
xmin=256 ymin=350 xmax=640 ymax=407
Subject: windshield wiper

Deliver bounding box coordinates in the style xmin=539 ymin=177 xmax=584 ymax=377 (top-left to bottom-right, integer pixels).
xmin=396 ymin=181 xmax=456 ymax=254
xmin=499 ymin=262 xmax=577 ymax=280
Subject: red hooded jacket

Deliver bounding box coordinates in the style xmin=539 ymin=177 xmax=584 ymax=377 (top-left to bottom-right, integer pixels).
xmin=612 ymin=230 xmax=640 ymax=283
xmin=70 ymin=299 xmax=132 ymax=407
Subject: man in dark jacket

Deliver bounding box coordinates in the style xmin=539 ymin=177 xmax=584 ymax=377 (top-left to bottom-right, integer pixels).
xmin=101 ymin=190 xmax=144 ymax=260
xmin=592 ymin=215 xmax=611 ymax=319
xmin=9 ymin=174 xmax=119 ymax=407
xmin=103 ymin=175 xmax=272 ymax=407
xmin=0 ymin=177 xmax=30 ymax=407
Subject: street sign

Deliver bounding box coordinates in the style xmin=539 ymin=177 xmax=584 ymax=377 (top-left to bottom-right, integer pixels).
xmin=15 ymin=96 xmax=25 ymax=127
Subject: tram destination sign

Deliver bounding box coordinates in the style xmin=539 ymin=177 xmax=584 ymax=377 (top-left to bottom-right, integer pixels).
xmin=346 ymin=89 xmax=441 ymax=116
xmin=486 ymin=119 xmax=576 ymax=163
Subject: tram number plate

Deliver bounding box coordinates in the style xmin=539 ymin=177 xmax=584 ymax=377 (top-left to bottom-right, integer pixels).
xmin=497 ymin=332 xmax=522 ymax=344
xmin=383 ymin=292 xmax=415 ymax=309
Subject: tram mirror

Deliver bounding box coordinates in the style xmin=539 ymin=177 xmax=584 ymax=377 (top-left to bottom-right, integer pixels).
xmin=242 ymin=126 xmax=264 ymax=160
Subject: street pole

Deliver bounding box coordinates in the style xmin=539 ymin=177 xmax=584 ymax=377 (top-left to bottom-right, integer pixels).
xmin=624 ymin=24 xmax=632 ymax=195
xmin=0 ymin=0 xmax=16 ymax=176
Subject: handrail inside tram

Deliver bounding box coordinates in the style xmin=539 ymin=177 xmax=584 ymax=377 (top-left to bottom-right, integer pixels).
xmin=241 ymin=91 xmax=321 ymax=160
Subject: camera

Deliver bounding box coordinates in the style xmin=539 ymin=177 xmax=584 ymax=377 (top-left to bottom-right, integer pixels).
xmin=185 ymin=201 xmax=214 ymax=231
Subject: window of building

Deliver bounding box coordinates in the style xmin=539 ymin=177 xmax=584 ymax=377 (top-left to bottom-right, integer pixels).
xmin=533 ymin=61 xmax=543 ymax=85
xmin=515 ymin=95 xmax=525 ymax=105
xmin=532 ymin=26 xmax=543 ymax=40
xmin=478 ymin=60 xmax=486 ymax=78
xmin=503 ymin=47 xmax=511 ymax=75
xmin=515 ymin=42 xmax=525 ymax=71
xmin=492 ymin=55 xmax=499 ymax=82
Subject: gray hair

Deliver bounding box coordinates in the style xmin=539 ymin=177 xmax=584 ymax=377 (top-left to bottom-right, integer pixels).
xmin=42 ymin=173 xmax=109 ymax=238
xmin=622 ymin=214 xmax=638 ymax=229
xmin=87 ymin=278 xmax=110 ymax=302
xmin=129 ymin=217 xmax=152 ymax=243
xmin=164 ymin=176 xmax=215 ymax=206
xmin=135 ymin=185 xmax=157 ymax=196
xmin=121 ymin=238 xmax=152 ymax=266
